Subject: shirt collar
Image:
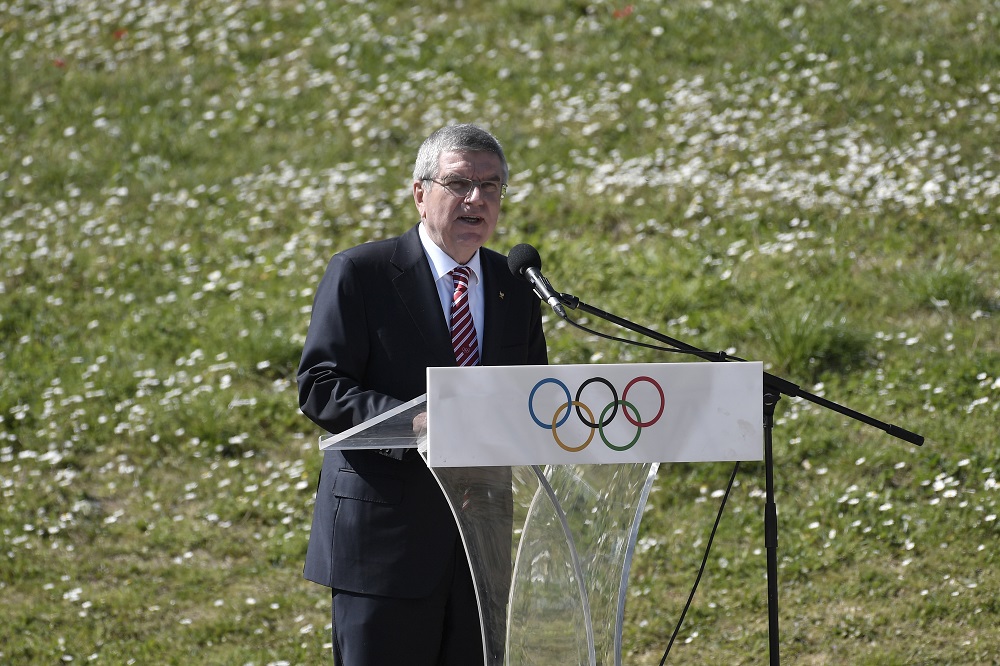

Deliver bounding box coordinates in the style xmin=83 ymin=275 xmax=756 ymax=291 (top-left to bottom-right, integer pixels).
xmin=418 ymin=222 xmax=482 ymax=285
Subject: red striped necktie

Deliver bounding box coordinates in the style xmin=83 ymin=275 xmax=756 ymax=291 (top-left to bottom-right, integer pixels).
xmin=449 ymin=267 xmax=480 ymax=367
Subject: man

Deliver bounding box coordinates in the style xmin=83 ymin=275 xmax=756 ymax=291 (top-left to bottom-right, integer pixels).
xmin=298 ymin=124 xmax=548 ymax=665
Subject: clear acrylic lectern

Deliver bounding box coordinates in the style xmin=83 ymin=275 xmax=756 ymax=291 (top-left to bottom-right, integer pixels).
xmin=320 ymin=395 xmax=659 ymax=666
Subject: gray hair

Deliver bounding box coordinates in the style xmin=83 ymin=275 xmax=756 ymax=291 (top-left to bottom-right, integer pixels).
xmin=412 ymin=124 xmax=509 ymax=183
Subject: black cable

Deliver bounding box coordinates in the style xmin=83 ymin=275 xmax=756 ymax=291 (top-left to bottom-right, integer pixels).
xmin=658 ymin=461 xmax=741 ymax=666
xmin=559 ymin=314 xmax=709 ymax=359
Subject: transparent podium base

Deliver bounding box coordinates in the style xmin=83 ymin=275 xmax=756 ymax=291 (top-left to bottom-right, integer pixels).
xmin=319 ymin=397 xmax=661 ymax=666
xmin=431 ymin=462 xmax=659 ymax=666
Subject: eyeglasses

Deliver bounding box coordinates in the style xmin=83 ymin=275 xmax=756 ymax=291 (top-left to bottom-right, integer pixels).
xmin=425 ymin=177 xmax=507 ymax=200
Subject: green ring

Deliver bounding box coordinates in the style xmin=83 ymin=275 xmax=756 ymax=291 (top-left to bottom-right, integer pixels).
xmin=598 ymin=400 xmax=642 ymax=451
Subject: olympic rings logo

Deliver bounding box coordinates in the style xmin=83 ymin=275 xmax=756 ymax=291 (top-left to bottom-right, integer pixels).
xmin=528 ymin=376 xmax=665 ymax=452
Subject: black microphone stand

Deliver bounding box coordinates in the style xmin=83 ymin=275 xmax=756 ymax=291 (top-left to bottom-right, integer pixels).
xmin=556 ymin=292 xmax=924 ymax=666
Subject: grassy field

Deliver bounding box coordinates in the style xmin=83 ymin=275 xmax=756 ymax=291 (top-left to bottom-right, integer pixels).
xmin=2 ymin=0 xmax=998 ymax=663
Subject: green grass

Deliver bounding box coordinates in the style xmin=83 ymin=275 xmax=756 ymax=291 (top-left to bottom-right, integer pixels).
xmin=2 ymin=0 xmax=999 ymax=663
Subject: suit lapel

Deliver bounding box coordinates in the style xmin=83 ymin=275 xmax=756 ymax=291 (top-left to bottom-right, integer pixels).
xmin=390 ymin=225 xmax=456 ymax=368
xmin=480 ymin=250 xmax=511 ymax=367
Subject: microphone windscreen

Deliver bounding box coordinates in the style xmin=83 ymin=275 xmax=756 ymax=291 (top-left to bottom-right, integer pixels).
xmin=507 ymin=243 xmax=542 ymax=278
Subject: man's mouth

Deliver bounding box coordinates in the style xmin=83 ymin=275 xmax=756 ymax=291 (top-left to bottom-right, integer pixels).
xmin=458 ymin=215 xmax=483 ymax=224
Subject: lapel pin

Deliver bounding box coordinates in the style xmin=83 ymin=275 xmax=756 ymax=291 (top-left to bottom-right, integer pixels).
xmin=499 ymin=291 xmax=505 ymax=300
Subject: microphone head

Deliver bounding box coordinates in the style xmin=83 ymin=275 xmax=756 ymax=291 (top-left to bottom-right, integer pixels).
xmin=507 ymin=243 xmax=542 ymax=278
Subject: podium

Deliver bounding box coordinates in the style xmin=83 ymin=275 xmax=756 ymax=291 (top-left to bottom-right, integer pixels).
xmin=320 ymin=362 xmax=763 ymax=666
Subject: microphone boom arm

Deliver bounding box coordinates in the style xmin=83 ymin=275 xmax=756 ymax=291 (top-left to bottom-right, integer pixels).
xmin=557 ymin=292 xmax=923 ymax=447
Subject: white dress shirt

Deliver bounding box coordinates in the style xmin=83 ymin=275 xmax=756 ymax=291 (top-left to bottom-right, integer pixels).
xmin=418 ymin=222 xmax=485 ymax=356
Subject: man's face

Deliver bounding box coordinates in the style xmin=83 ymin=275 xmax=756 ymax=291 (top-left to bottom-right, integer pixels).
xmin=413 ymin=150 xmax=505 ymax=264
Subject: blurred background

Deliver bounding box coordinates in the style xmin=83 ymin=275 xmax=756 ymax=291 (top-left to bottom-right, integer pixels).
xmin=2 ymin=0 xmax=998 ymax=663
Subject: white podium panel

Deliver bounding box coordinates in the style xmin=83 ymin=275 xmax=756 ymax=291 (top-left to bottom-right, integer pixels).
xmin=427 ymin=362 xmax=763 ymax=467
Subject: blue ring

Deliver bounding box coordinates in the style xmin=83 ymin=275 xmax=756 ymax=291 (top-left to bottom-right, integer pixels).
xmin=529 ymin=378 xmax=572 ymax=430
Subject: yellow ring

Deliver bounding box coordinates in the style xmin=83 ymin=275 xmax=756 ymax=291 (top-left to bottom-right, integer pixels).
xmin=552 ymin=401 xmax=596 ymax=452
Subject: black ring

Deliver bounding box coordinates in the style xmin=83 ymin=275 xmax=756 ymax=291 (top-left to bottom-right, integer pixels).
xmin=574 ymin=377 xmax=618 ymax=428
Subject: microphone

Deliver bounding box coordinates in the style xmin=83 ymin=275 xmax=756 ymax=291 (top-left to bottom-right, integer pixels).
xmin=507 ymin=244 xmax=567 ymax=319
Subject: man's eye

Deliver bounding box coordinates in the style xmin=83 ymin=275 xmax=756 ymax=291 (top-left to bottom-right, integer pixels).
xmin=480 ymin=182 xmax=500 ymax=193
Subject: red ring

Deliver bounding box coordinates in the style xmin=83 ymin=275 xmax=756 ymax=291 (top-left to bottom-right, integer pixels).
xmin=621 ymin=376 xmax=665 ymax=427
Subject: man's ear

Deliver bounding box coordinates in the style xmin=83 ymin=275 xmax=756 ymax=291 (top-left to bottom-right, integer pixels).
xmin=412 ymin=180 xmax=426 ymax=218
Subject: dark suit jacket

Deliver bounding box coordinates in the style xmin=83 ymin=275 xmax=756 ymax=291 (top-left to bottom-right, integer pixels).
xmin=298 ymin=224 xmax=547 ymax=597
